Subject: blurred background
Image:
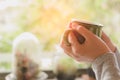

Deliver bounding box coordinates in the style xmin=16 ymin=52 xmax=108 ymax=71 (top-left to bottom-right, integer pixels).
xmin=0 ymin=0 xmax=120 ymax=74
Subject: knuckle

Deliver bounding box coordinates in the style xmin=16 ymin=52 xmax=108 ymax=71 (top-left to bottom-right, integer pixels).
xmin=60 ymin=44 xmax=63 ymax=48
xmin=60 ymin=42 xmax=64 ymax=47
xmin=80 ymin=53 xmax=84 ymax=56
xmin=74 ymin=49 xmax=79 ymax=54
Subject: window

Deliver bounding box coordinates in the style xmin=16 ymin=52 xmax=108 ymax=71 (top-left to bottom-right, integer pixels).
xmin=0 ymin=0 xmax=120 ymax=72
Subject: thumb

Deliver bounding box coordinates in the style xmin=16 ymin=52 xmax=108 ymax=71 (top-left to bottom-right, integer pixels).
xmin=101 ymin=31 xmax=111 ymax=43
xmin=68 ymin=31 xmax=83 ymax=56
xmin=72 ymin=24 xmax=95 ymax=39
xmin=68 ymin=31 xmax=81 ymax=47
xmin=73 ymin=25 xmax=96 ymax=40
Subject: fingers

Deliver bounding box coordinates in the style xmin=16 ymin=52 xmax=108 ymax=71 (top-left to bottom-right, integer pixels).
xmin=101 ymin=31 xmax=111 ymax=43
xmin=68 ymin=31 xmax=81 ymax=48
xmin=72 ymin=25 xmax=97 ymax=41
xmin=101 ymin=31 xmax=116 ymax=52
xmin=68 ymin=31 xmax=83 ymax=56
xmin=60 ymin=40 xmax=81 ymax=60
xmin=67 ymin=21 xmax=72 ymax=28
xmin=61 ymin=29 xmax=72 ymax=46
xmin=64 ymin=49 xmax=74 ymax=58
xmin=64 ymin=49 xmax=89 ymax=62
xmin=60 ymin=38 xmax=72 ymax=53
xmin=60 ymin=28 xmax=82 ymax=60
xmin=60 ymin=30 xmax=73 ymax=56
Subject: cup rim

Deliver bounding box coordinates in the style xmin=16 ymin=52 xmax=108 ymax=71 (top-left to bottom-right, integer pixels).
xmin=71 ymin=19 xmax=103 ymax=28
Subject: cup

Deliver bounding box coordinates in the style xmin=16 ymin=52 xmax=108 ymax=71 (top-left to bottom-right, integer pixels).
xmin=63 ymin=20 xmax=103 ymax=46
xmin=71 ymin=19 xmax=103 ymax=37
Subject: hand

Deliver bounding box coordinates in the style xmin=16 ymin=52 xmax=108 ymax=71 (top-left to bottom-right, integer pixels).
xmin=71 ymin=21 xmax=116 ymax=53
xmin=60 ymin=29 xmax=92 ymax=62
xmin=60 ymin=23 xmax=111 ymax=61
xmin=101 ymin=32 xmax=116 ymax=53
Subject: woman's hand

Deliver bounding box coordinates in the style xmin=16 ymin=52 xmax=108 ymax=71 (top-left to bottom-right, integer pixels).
xmin=60 ymin=23 xmax=111 ymax=62
xmin=101 ymin=32 xmax=116 ymax=53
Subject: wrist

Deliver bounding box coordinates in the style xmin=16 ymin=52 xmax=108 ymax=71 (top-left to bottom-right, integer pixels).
xmin=107 ymin=41 xmax=116 ymax=53
xmin=92 ymin=47 xmax=112 ymax=60
xmin=111 ymin=44 xmax=116 ymax=53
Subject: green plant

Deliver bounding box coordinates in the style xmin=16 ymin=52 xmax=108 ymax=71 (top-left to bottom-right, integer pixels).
xmin=0 ymin=62 xmax=11 ymax=71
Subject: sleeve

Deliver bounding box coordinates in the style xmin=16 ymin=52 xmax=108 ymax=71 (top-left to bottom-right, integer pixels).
xmin=92 ymin=53 xmax=120 ymax=80
xmin=114 ymin=48 xmax=120 ymax=69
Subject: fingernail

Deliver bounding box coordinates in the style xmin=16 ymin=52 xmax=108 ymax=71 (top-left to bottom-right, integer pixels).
xmin=77 ymin=25 xmax=81 ymax=30
xmin=71 ymin=23 xmax=79 ymax=29
xmin=66 ymin=21 xmax=71 ymax=28
xmin=69 ymin=22 xmax=72 ymax=28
